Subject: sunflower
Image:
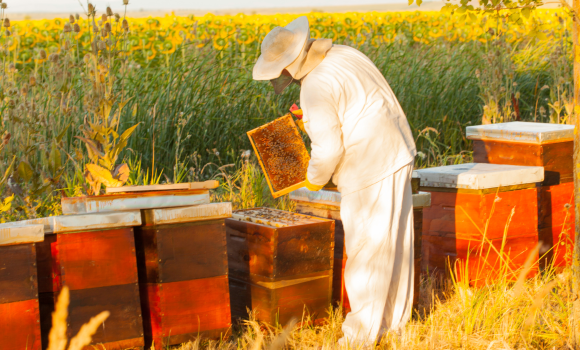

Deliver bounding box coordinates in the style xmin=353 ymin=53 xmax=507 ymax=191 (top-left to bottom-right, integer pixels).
xmin=213 ymin=31 xmax=230 ymax=50
xmin=237 ymin=28 xmax=255 ymax=45
xmin=383 ymin=31 xmax=396 ymax=43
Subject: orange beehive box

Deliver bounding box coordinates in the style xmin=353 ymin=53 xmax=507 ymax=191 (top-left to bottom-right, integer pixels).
xmin=226 ymin=208 xmax=334 ymax=325
xmin=247 ymin=114 xmax=310 ymax=198
xmin=134 ymin=203 xmax=232 ymax=349
xmin=467 ymin=122 xmax=575 ymax=268
xmin=0 ymin=225 xmax=44 ymax=350
xmin=415 ymin=163 xmax=544 ymax=286
xmin=1 ymin=212 xmax=145 ymax=350
xmin=289 ymin=188 xmax=430 ymax=312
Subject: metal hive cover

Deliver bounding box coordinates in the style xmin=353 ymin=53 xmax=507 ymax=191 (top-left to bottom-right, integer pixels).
xmin=413 ymin=163 xmax=544 ymax=190
xmin=466 ymin=122 xmax=574 ymax=144
xmin=247 ymin=114 xmax=310 ymax=198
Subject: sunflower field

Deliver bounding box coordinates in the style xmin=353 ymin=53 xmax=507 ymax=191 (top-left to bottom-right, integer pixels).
xmin=0 ymin=10 xmax=571 ymax=66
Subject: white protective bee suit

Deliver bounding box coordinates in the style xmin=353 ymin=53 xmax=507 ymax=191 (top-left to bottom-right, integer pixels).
xmin=253 ymin=16 xmax=417 ymax=346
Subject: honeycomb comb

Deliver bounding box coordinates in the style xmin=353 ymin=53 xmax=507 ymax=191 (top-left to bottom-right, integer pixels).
xmin=247 ymin=114 xmax=310 ymax=198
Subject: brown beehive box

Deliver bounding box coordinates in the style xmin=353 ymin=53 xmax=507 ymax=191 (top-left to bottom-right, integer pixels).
xmin=415 ymin=163 xmax=543 ymax=286
xmin=226 ymin=208 xmax=333 ymax=325
xmin=247 ymin=114 xmax=310 ymax=198
xmin=134 ymin=203 xmax=232 ymax=349
xmin=467 ymin=122 xmax=574 ymax=185
xmin=289 ymin=188 xmax=430 ymax=312
xmin=0 ymin=212 xmax=145 ymax=349
xmin=467 ymin=122 xmax=575 ymax=269
xmin=538 ymin=182 xmax=575 ymax=268
xmin=0 ymin=225 xmax=44 ymax=350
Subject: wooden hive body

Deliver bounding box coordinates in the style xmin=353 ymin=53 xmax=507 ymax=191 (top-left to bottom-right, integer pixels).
xmin=415 ymin=163 xmax=544 ymax=286
xmin=0 ymin=225 xmax=44 ymax=350
xmin=538 ymin=182 xmax=575 ymax=268
xmin=226 ymin=208 xmax=334 ymax=325
xmin=135 ymin=203 xmax=232 ymax=349
xmin=1 ymin=212 xmax=147 ymax=350
xmin=467 ymin=122 xmax=575 ymax=268
xmin=290 ymin=188 xmax=430 ymax=313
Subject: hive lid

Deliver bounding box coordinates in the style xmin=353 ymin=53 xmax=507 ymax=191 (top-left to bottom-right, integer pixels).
xmin=0 ymin=224 xmax=44 ymax=246
xmin=62 ymin=190 xmax=210 ymax=215
xmin=232 ymin=207 xmax=331 ymax=228
xmin=0 ymin=211 xmax=142 ymax=234
xmin=290 ymin=188 xmax=431 ymax=208
xmin=105 ymin=180 xmax=219 ymax=194
xmin=141 ymin=202 xmax=232 ymax=225
xmin=466 ymin=122 xmax=574 ymax=144
xmin=413 ymin=163 xmax=544 ymax=190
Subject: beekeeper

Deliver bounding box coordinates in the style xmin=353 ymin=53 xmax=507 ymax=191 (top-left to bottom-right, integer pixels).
xmin=252 ymin=16 xmax=417 ymax=346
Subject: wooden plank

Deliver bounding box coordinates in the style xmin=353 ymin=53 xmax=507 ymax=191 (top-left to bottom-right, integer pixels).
xmin=106 ymin=180 xmax=219 ymax=194
xmin=141 ymin=203 xmax=232 ymax=226
xmin=135 ymin=220 xmax=229 ymax=284
xmin=413 ymin=163 xmax=544 ymax=190
xmin=0 ymin=299 xmax=41 ymax=350
xmin=107 ymin=183 xmax=191 ymax=194
xmin=0 ymin=243 xmax=38 ymax=304
xmin=0 ymin=225 xmax=43 ymax=246
xmin=61 ymin=190 xmax=210 ymax=215
xmin=0 ymin=211 xmax=142 ymax=234
xmin=141 ymin=276 xmax=231 ymax=349
xmin=229 ymin=271 xmax=331 ymax=326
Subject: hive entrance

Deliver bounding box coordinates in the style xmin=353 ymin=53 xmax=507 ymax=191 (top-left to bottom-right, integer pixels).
xmin=247 ymin=114 xmax=309 ymax=198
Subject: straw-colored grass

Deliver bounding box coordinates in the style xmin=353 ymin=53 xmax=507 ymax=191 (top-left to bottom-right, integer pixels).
xmin=164 ymin=266 xmax=572 ymax=350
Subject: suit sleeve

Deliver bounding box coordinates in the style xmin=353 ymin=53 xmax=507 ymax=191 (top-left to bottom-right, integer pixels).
xmin=301 ymin=79 xmax=344 ymax=187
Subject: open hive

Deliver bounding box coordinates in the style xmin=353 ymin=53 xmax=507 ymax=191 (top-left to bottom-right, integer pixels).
xmin=247 ymin=114 xmax=310 ymax=198
xmin=226 ymin=207 xmax=334 ymax=325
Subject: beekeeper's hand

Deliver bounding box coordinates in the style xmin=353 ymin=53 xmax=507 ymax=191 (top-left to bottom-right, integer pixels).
xmin=305 ymin=177 xmax=324 ymax=191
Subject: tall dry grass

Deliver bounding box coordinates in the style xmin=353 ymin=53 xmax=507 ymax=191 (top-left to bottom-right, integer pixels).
xmin=166 ymin=265 xmax=572 ymax=350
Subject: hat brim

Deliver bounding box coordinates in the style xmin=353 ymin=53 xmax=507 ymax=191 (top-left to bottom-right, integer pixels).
xmin=253 ymin=16 xmax=310 ymax=81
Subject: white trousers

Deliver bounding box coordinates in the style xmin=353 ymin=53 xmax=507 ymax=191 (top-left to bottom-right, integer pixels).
xmin=339 ymin=163 xmax=414 ymax=346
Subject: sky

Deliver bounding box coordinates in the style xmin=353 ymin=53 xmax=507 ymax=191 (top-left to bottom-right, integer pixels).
xmin=6 ymin=0 xmax=409 ymax=13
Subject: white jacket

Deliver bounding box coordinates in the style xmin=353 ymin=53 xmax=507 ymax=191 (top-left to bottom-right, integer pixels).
xmin=301 ymin=45 xmax=417 ymax=195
